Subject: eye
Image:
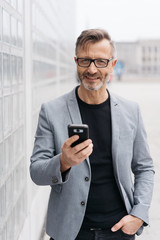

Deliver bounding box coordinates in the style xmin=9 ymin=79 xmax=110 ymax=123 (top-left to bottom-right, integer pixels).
xmin=95 ymin=59 xmax=108 ymax=67
xmin=96 ymin=59 xmax=106 ymax=64
xmin=81 ymin=59 xmax=90 ymax=63
xmin=78 ymin=58 xmax=90 ymax=66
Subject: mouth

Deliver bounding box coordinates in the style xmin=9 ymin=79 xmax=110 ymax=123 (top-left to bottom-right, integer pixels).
xmin=85 ymin=76 xmax=100 ymax=81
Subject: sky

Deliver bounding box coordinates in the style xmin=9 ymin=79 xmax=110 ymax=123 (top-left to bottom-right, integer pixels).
xmin=75 ymin=0 xmax=160 ymax=42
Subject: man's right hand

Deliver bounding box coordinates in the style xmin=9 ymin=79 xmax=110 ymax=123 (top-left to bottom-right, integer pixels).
xmin=60 ymin=135 xmax=93 ymax=172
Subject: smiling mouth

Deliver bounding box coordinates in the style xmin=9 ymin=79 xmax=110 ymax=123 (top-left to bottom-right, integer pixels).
xmin=85 ymin=76 xmax=99 ymax=80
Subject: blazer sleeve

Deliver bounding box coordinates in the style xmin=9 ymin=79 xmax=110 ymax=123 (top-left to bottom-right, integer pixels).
xmin=30 ymin=104 xmax=71 ymax=186
xmin=130 ymin=105 xmax=155 ymax=225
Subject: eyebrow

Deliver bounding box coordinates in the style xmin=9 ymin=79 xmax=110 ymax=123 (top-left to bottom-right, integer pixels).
xmin=77 ymin=56 xmax=107 ymax=59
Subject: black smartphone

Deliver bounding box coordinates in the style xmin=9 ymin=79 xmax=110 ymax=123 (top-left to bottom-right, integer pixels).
xmin=68 ymin=124 xmax=89 ymax=147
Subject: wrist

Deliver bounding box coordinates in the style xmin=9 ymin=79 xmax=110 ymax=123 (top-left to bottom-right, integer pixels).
xmin=60 ymin=154 xmax=71 ymax=172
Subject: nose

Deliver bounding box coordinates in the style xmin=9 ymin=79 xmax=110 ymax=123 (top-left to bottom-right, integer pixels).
xmin=88 ymin=62 xmax=97 ymax=74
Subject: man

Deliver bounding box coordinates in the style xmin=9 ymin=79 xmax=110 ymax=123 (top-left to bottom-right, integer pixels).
xmin=30 ymin=29 xmax=154 ymax=240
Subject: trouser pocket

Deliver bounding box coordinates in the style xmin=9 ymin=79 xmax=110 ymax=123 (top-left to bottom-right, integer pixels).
xmin=120 ymin=229 xmax=135 ymax=239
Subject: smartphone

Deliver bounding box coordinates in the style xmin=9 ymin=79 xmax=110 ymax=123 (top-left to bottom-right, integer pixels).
xmin=68 ymin=124 xmax=89 ymax=147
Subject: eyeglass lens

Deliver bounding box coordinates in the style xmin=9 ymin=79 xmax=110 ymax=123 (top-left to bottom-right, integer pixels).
xmin=77 ymin=58 xmax=109 ymax=68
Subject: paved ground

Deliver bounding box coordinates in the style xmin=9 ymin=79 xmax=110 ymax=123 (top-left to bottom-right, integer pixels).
xmin=43 ymin=80 xmax=160 ymax=240
xmin=109 ymin=81 xmax=160 ymax=240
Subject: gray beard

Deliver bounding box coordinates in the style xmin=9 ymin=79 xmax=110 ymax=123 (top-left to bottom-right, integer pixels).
xmin=76 ymin=73 xmax=109 ymax=91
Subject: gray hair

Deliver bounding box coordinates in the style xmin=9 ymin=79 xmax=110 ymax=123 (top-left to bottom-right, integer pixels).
xmin=75 ymin=28 xmax=116 ymax=58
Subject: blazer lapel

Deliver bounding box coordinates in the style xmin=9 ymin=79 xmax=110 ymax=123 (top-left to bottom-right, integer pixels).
xmin=110 ymin=93 xmax=120 ymax=178
xmin=67 ymin=87 xmax=82 ymax=124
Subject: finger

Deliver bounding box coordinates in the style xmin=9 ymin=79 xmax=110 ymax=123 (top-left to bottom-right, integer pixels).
xmin=76 ymin=143 xmax=93 ymax=159
xmin=111 ymin=219 xmax=124 ymax=232
xmin=64 ymin=135 xmax=79 ymax=148
xmin=72 ymin=139 xmax=92 ymax=153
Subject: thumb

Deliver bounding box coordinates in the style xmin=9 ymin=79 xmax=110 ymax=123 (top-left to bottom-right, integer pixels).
xmin=111 ymin=219 xmax=123 ymax=232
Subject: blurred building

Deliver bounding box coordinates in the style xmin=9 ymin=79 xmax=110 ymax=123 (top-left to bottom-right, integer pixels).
xmin=115 ymin=39 xmax=160 ymax=79
xmin=138 ymin=40 xmax=160 ymax=75
xmin=0 ymin=1 xmax=75 ymax=240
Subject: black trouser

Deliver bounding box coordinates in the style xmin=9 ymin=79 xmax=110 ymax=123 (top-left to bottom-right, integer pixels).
xmin=50 ymin=228 xmax=135 ymax=240
xmin=75 ymin=228 xmax=135 ymax=240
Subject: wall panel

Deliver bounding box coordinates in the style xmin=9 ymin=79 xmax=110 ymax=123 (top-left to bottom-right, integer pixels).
xmin=0 ymin=0 xmax=76 ymax=240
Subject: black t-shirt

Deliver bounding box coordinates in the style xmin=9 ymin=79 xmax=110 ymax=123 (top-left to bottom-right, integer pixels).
xmin=76 ymin=87 xmax=127 ymax=229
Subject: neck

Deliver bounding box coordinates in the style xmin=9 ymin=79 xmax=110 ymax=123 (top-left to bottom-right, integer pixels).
xmin=78 ymin=84 xmax=108 ymax=104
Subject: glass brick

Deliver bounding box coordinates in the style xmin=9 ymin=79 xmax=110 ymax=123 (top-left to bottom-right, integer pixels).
xmin=0 ymin=185 xmax=6 ymax=221
xmin=0 ymin=53 xmax=2 ymax=88
xmin=3 ymin=53 xmax=11 ymax=87
xmin=17 ymin=0 xmax=23 ymax=14
xmin=12 ymin=129 xmax=18 ymax=164
xmin=5 ymin=175 xmax=13 ymax=210
xmin=11 ymin=55 xmax=18 ymax=85
xmin=4 ymin=136 xmax=12 ymax=172
xmin=0 ymin=98 xmax=3 ymax=142
xmin=19 ymin=92 xmax=24 ymax=122
xmin=0 ymin=142 xmax=4 ymax=176
xmin=18 ymin=127 xmax=24 ymax=158
xmin=12 ymin=93 xmax=19 ymax=128
xmin=15 ymin=161 xmax=20 ymax=193
xmin=14 ymin=202 xmax=20 ymax=237
xmin=17 ymin=57 xmax=23 ymax=83
xmin=32 ymin=3 xmax=36 ymax=27
xmin=11 ymin=16 xmax=17 ymax=46
xmin=0 ymin=8 xmax=2 ymax=42
xmin=0 ymin=225 xmax=6 ymax=240
xmin=19 ymin=190 xmax=26 ymax=223
xmin=3 ymin=95 xmax=12 ymax=136
xmin=17 ymin=21 xmax=23 ymax=47
xmin=6 ymin=209 xmax=15 ymax=240
xmin=11 ymin=0 xmax=17 ymax=9
xmin=4 ymin=138 xmax=9 ymax=172
xmin=13 ymin=165 xmax=17 ymax=199
xmin=2 ymin=9 xmax=10 ymax=44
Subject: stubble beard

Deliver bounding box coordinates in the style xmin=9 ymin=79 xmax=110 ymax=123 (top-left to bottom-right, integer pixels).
xmin=76 ymin=72 xmax=110 ymax=91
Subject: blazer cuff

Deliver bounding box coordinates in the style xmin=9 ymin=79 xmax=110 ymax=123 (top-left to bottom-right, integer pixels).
xmin=30 ymin=153 xmax=71 ymax=186
xmin=130 ymin=204 xmax=149 ymax=226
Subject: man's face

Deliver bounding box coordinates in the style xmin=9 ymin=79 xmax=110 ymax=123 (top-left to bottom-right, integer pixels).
xmin=75 ymin=39 xmax=117 ymax=91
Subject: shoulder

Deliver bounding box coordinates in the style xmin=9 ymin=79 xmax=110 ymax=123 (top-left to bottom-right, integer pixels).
xmin=42 ymin=87 xmax=76 ymax=110
xmin=110 ymin=92 xmax=139 ymax=110
xmin=110 ymin=92 xmax=140 ymax=123
xmin=110 ymin=92 xmax=141 ymax=128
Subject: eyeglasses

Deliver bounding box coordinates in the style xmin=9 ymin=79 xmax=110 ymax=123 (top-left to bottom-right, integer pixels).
xmin=76 ymin=58 xmax=113 ymax=68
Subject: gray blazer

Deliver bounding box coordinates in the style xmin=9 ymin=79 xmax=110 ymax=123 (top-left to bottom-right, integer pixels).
xmin=30 ymin=87 xmax=154 ymax=240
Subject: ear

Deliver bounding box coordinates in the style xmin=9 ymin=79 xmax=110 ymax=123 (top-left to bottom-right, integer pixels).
xmin=112 ymin=59 xmax=117 ymax=67
xmin=74 ymin=57 xmax=77 ymax=64
xmin=110 ymin=59 xmax=117 ymax=73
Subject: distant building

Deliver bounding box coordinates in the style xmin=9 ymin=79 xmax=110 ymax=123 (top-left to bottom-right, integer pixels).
xmin=115 ymin=40 xmax=160 ymax=78
xmin=138 ymin=40 xmax=160 ymax=75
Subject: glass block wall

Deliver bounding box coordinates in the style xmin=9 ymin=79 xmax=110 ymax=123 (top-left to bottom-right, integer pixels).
xmin=0 ymin=1 xmax=25 ymax=240
xmin=0 ymin=1 xmax=76 ymax=240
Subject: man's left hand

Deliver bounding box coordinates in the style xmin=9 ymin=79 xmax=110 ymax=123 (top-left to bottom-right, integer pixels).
xmin=111 ymin=215 xmax=144 ymax=235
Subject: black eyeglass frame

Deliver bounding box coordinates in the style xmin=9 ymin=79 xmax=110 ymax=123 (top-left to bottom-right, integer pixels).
xmin=76 ymin=58 xmax=113 ymax=68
